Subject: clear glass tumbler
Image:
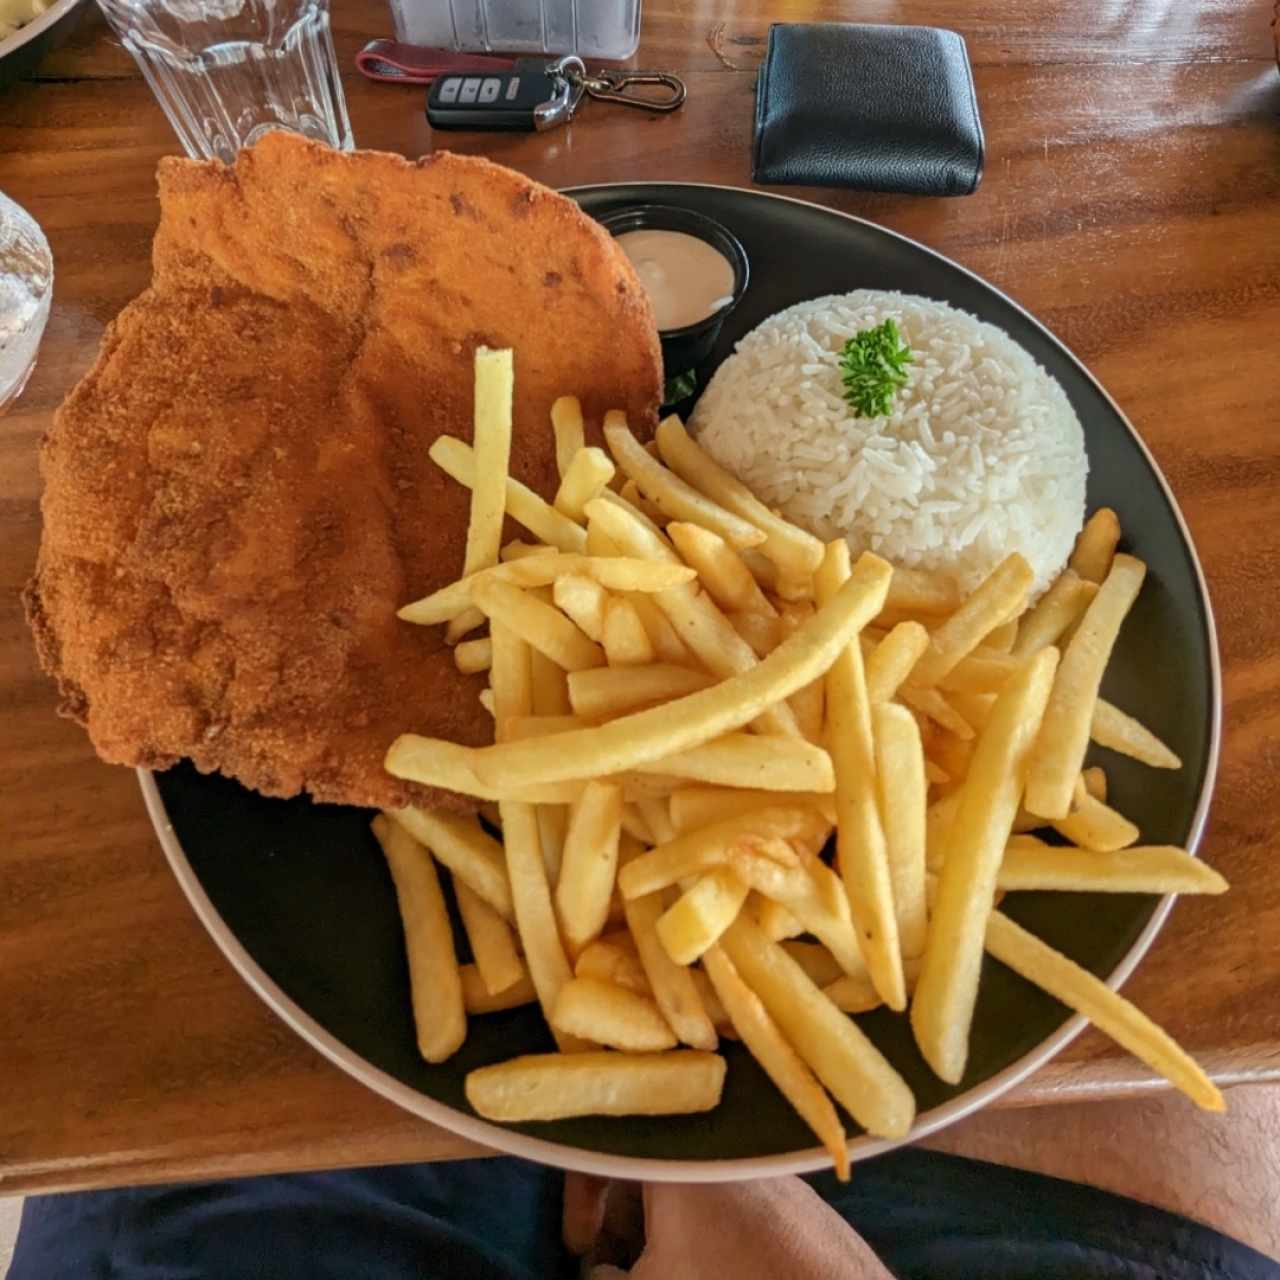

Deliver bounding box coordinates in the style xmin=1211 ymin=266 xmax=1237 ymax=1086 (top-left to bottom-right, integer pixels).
xmin=0 ymin=193 xmax=53 ymax=415
xmin=96 ymin=0 xmax=354 ymax=163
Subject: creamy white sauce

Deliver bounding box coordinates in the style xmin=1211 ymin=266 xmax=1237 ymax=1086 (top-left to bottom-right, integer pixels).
xmin=615 ymin=229 xmax=735 ymax=331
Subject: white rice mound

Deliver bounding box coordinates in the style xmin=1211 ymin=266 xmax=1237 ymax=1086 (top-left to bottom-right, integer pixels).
xmin=690 ymin=291 xmax=1088 ymax=596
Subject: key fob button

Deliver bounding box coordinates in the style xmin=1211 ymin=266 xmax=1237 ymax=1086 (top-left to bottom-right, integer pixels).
xmin=458 ymin=77 xmax=481 ymax=104
xmin=478 ymin=77 xmax=501 ymax=103
xmin=436 ymin=77 xmax=461 ymax=104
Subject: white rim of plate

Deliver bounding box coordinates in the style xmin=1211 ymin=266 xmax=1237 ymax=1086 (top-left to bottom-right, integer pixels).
xmin=0 ymin=0 xmax=83 ymax=61
xmin=140 ymin=181 xmax=1223 ymax=1182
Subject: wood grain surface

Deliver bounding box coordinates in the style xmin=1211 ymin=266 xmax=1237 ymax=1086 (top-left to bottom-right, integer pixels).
xmin=1 ymin=0 xmax=1277 ymax=1195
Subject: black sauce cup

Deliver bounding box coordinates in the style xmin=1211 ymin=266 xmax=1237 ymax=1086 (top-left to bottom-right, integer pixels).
xmin=597 ymin=205 xmax=750 ymax=382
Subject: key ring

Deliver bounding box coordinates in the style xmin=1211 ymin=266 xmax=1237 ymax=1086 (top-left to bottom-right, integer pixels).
xmin=546 ymin=55 xmax=686 ymax=115
xmin=576 ymin=67 xmax=687 ymax=112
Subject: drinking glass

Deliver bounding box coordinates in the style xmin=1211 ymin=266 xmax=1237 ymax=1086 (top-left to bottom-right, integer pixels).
xmin=96 ymin=0 xmax=354 ymax=162
xmin=0 ymin=193 xmax=53 ymax=415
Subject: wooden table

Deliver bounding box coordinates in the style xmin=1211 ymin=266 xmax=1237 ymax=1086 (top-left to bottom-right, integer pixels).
xmin=1 ymin=0 xmax=1277 ymax=1195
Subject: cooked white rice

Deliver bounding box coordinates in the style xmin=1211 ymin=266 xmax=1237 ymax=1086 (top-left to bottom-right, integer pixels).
xmin=690 ymin=291 xmax=1088 ymax=596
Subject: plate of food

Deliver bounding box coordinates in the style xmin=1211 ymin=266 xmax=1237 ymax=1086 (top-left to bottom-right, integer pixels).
xmin=26 ymin=134 xmax=1222 ymax=1180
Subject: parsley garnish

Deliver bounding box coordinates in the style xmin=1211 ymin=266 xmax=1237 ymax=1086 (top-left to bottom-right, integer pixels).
xmin=839 ymin=319 xmax=913 ymax=418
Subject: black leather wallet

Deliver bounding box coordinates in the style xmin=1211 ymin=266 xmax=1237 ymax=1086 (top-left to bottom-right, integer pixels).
xmin=753 ymin=23 xmax=984 ymax=196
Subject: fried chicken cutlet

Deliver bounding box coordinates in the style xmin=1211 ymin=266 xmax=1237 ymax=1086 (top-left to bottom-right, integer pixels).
xmin=25 ymin=134 xmax=662 ymax=811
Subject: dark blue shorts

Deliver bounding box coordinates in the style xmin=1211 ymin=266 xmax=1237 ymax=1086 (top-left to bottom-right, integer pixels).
xmin=10 ymin=1149 xmax=1277 ymax=1279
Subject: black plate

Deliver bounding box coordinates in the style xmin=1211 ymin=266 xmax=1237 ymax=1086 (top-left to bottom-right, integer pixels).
xmin=147 ymin=184 xmax=1219 ymax=1178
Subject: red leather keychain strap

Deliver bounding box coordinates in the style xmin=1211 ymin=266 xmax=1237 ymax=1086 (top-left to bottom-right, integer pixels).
xmin=355 ymin=40 xmax=516 ymax=85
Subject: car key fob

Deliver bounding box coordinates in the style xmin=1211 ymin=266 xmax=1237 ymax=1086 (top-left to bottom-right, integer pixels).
xmin=426 ymin=57 xmax=585 ymax=132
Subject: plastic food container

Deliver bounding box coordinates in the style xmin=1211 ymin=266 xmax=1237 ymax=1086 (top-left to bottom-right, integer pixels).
xmin=388 ymin=0 xmax=641 ymax=60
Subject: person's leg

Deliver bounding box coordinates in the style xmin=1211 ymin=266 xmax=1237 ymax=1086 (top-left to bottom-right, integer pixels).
xmin=9 ymin=1158 xmax=575 ymax=1280
xmin=919 ymin=1083 xmax=1280 ymax=1260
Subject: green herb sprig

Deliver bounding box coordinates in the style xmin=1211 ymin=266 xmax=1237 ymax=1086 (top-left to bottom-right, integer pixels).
xmin=839 ymin=318 xmax=913 ymax=418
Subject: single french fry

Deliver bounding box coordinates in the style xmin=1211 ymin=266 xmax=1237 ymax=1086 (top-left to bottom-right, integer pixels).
xmin=602 ymin=596 xmax=656 ymax=666
xmin=454 ymin=878 xmax=524 ymax=996
xmin=1054 ymin=776 xmax=1140 ymax=852
xmin=656 ymin=866 xmax=750 ymax=964
xmin=1012 ymin=570 xmax=1098 ymax=656
xmin=567 ymin=663 xmax=715 ymax=720
xmin=881 ymin=565 xmax=963 ymax=619
xmin=389 ymin=808 xmax=513 ymax=921
xmin=555 ymin=445 xmax=615 ymax=521
xmin=619 ymin=478 xmax=668 ymax=525
xmin=703 ymin=946 xmax=849 ymax=1180
xmin=636 ymin=733 xmax=835 ymax=793
xmin=669 ymin=786 xmax=837 ymax=834
xmin=816 ymin=540 xmax=904 ymax=1010
xmin=998 ymin=842 xmax=1227 ymax=894
xmin=551 ymin=976 xmax=677 ymax=1052
xmin=821 ymin=972 xmax=883 ymax=1015
xmin=550 ymin=395 xmax=585 ymax=479
xmin=461 ymin=963 xmax=537 ymax=1014
xmin=1082 ymin=765 xmax=1108 ymax=803
xmin=909 ymin=554 xmax=1035 ymax=690
xmin=473 ymin=578 xmax=604 ymax=673
xmin=1069 ymin=508 xmax=1122 ymax=584
xmin=619 ymin=808 xmax=819 ymax=899
xmin=720 ymin=915 xmax=916 ymax=1139
xmin=498 ymin=714 xmax=587 ymax=742
xmin=873 ymin=702 xmax=929 ymax=960
xmin=911 ymin=648 xmax=1059 ymax=1084
xmin=453 ymin=637 xmax=492 ymax=675
xmin=938 ymin=650 xmax=1020 ymax=695
xmin=584 ymin=496 xmax=802 ymax=738
xmin=655 ymin=416 xmax=824 ymax=581
xmin=606 ymin=416 xmax=766 ymax=549
xmin=628 ymin=591 xmax=696 ymax=666
xmin=445 ymin=606 xmax=487 ymax=645
xmin=466 ymin=1051 xmax=726 ymax=1122
xmin=501 ymin=540 xmax=549 ymax=562
xmin=501 ymin=799 xmax=584 ymax=1052
xmin=626 ymin=892 xmax=718 ymax=1050
xmin=1026 ymin=555 xmax=1147 ymax=819
xmin=489 ymin=619 xmax=532 ymax=734
xmin=668 ymin=521 xmax=777 ymax=615
xmin=985 ymin=910 xmax=1223 ymax=1110
xmin=728 ymin=611 xmax=785 ymax=658
xmin=430 ymin=434 xmax=587 ymax=553
xmin=1092 ymin=698 xmax=1182 ymax=769
xmin=575 ymin=937 xmax=650 ymax=995
xmin=386 ymin=736 xmax=593 ymax=804
xmin=459 ymin=347 xmax=513 ymax=588
xmin=371 ymin=815 xmax=466 ymax=1063
xmin=864 ymin=621 xmax=931 ymax=702
xmin=553 ymin=574 xmax=608 ymax=643
xmin=555 ymin=780 xmax=624 ymax=956
xmin=780 ymin=941 xmax=846 ymax=987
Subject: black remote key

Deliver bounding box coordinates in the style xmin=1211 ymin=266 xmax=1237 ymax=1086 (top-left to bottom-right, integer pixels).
xmin=427 ymin=59 xmax=578 ymax=132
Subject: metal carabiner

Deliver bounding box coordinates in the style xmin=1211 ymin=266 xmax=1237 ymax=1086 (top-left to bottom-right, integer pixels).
xmin=577 ymin=68 xmax=687 ymax=113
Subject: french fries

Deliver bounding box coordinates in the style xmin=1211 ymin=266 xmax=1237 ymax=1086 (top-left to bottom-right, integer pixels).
xmin=911 ymin=647 xmax=1059 ymax=1083
xmin=567 ymin=663 xmax=714 ymax=719
xmin=721 ymin=915 xmax=916 ymax=1139
xmin=555 ymin=445 xmax=615 ymax=521
xmin=384 ymin=357 xmax=1223 ymax=1161
xmin=704 ymin=946 xmax=850 ymax=1180
xmin=371 ymin=815 xmax=466 ymax=1063
xmin=552 ymin=976 xmax=677 ymax=1052
xmin=466 ymin=1051 xmax=727 ymax=1122
xmin=872 ymin=702 xmax=929 ymax=959
xmin=606 ymin=416 xmax=766 ymax=549
xmin=657 ymin=866 xmax=751 ymax=964
xmin=654 ymin=416 xmax=824 ymax=582
xmin=550 ymin=395 xmax=585 ymax=478
xmin=997 ymin=842 xmax=1228 ymax=895
xmin=1069 ymin=507 xmax=1122 ymax=583
xmin=908 ymin=554 xmax=1035 ymax=690
xmin=454 ymin=879 xmax=524 ymax=996
xmin=555 ymin=780 xmax=623 ymax=956
xmin=816 ymin=540 xmax=904 ymax=1010
xmin=986 ymin=910 xmax=1222 ymax=1111
xmin=1026 ymin=555 xmax=1147 ymax=819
